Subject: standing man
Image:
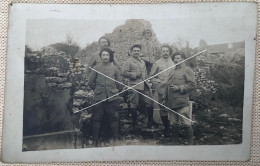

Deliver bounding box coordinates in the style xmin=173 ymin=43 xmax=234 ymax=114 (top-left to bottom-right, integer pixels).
xmin=150 ymin=45 xmax=174 ymax=137
xmin=163 ymin=52 xmax=196 ymax=145
xmin=140 ymin=30 xmax=157 ymax=75
xmin=86 ymin=36 xmax=120 ymax=144
xmin=122 ymin=44 xmax=155 ymax=129
xmin=88 ymin=48 xmax=122 ymax=147
xmin=86 ymin=36 xmax=120 ymax=77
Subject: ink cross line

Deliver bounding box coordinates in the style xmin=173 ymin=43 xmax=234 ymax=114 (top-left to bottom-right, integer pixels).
xmin=88 ymin=67 xmax=194 ymax=122
xmin=74 ymin=50 xmax=206 ymax=113
xmin=74 ymin=50 xmax=207 ymax=122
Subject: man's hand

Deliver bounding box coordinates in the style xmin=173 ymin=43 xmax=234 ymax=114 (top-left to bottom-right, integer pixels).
xmin=136 ymin=72 xmax=142 ymax=78
xmin=170 ymin=85 xmax=180 ymax=92
xmin=162 ymin=99 xmax=166 ymax=105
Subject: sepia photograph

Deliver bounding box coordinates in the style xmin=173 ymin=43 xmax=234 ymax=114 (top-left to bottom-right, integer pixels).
xmin=2 ymin=3 xmax=257 ymax=162
xmin=23 ymin=17 xmax=246 ymax=150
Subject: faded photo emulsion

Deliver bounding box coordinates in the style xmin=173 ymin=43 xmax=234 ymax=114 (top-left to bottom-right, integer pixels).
xmin=23 ymin=18 xmax=245 ymax=150
xmin=2 ymin=3 xmax=257 ymax=162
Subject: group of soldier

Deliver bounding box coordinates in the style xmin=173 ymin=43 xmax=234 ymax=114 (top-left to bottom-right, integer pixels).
xmin=86 ymin=30 xmax=196 ymax=147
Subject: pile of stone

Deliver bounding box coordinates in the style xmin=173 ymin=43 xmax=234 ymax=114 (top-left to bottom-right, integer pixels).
xmin=45 ymin=75 xmax=73 ymax=89
xmin=25 ymin=46 xmax=75 ymax=90
xmin=25 ymin=46 xmax=71 ymax=74
xmin=72 ymin=90 xmax=94 ymax=113
xmin=107 ymin=19 xmax=161 ymax=63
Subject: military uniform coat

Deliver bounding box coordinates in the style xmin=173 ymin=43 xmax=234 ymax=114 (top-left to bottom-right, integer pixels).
xmin=165 ymin=64 xmax=196 ymax=108
xmin=150 ymin=57 xmax=174 ymax=95
xmin=88 ymin=62 xmax=122 ymax=102
xmin=122 ymin=56 xmax=149 ymax=90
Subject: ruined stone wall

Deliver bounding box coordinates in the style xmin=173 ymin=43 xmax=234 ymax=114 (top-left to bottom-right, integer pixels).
xmin=24 ymin=47 xmax=78 ymax=136
xmin=23 ymin=73 xmax=74 ymax=136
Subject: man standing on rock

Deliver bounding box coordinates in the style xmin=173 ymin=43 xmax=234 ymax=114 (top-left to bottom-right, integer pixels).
xmin=122 ymin=44 xmax=155 ymax=129
xmin=86 ymin=36 xmax=120 ymax=77
xmin=150 ymin=45 xmax=174 ymax=137
xmin=139 ymin=29 xmax=157 ymax=76
xmin=88 ymin=48 xmax=122 ymax=147
xmin=163 ymin=52 xmax=196 ymax=145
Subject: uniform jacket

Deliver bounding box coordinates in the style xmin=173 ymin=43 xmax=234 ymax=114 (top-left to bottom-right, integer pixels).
xmin=88 ymin=62 xmax=122 ymax=102
xmin=86 ymin=50 xmax=120 ymax=75
xmin=140 ymin=39 xmax=156 ymax=63
xmin=150 ymin=57 xmax=174 ymax=95
xmin=165 ymin=63 xmax=196 ymax=108
xmin=122 ymin=56 xmax=149 ymax=90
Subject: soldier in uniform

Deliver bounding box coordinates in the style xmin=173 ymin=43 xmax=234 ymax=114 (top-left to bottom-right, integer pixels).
xmin=150 ymin=45 xmax=174 ymax=137
xmin=140 ymin=30 xmax=157 ymax=75
xmin=163 ymin=52 xmax=196 ymax=145
xmin=88 ymin=48 xmax=122 ymax=147
xmin=86 ymin=36 xmax=121 ymax=143
xmin=86 ymin=36 xmax=120 ymax=77
xmin=122 ymin=44 xmax=155 ymax=129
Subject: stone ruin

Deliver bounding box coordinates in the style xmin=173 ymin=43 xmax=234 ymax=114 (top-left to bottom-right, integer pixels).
xmin=76 ymin=19 xmax=162 ymax=67
xmin=23 ymin=45 xmax=92 ymax=150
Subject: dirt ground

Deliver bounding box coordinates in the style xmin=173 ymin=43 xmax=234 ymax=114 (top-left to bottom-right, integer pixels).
xmin=78 ymin=108 xmax=242 ymax=148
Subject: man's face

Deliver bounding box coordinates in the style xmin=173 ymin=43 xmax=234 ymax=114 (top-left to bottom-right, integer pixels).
xmin=100 ymin=51 xmax=110 ymax=63
xmin=174 ymin=55 xmax=183 ymax=64
xmin=162 ymin=47 xmax=170 ymax=59
xmin=131 ymin=47 xmax=141 ymax=58
xmin=99 ymin=39 xmax=109 ymax=48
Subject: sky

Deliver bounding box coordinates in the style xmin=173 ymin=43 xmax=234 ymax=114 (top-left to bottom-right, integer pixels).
xmin=26 ymin=17 xmax=246 ymax=51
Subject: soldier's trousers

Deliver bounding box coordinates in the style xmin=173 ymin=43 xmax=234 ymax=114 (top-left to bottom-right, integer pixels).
xmin=92 ymin=99 xmax=120 ymax=144
xmin=169 ymin=106 xmax=192 ymax=126
xmin=93 ymin=99 xmax=119 ymax=122
xmin=158 ymin=93 xmax=168 ymax=116
xmin=128 ymin=84 xmax=153 ymax=109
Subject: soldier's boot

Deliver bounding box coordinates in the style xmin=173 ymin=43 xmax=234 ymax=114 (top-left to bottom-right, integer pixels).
xmin=161 ymin=115 xmax=170 ymax=137
xmin=171 ymin=125 xmax=180 ymax=143
xmin=147 ymin=106 xmax=157 ymax=128
xmin=184 ymin=126 xmax=193 ymax=145
xmin=131 ymin=108 xmax=138 ymax=129
xmin=92 ymin=121 xmax=100 ymax=147
xmin=110 ymin=121 xmax=119 ymax=146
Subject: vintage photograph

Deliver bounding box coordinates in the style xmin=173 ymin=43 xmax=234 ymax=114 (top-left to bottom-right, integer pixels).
xmin=1 ymin=3 xmax=256 ymax=162
xmin=23 ymin=18 xmax=245 ymax=151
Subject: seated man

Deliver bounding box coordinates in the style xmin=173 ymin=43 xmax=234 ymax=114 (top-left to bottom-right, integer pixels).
xmin=88 ymin=48 xmax=122 ymax=147
xmin=163 ymin=52 xmax=196 ymax=145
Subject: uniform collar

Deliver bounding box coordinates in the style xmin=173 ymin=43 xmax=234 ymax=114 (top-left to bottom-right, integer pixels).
xmin=101 ymin=61 xmax=112 ymax=66
xmin=131 ymin=56 xmax=142 ymax=63
xmin=175 ymin=63 xmax=185 ymax=69
xmin=161 ymin=57 xmax=172 ymax=62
